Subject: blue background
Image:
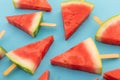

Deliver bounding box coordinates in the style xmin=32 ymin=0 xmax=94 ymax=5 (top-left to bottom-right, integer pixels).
xmin=0 ymin=0 xmax=120 ymax=80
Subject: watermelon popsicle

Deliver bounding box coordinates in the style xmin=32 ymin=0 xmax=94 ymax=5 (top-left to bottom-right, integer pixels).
xmin=6 ymin=12 xmax=56 ymax=37
xmin=3 ymin=36 xmax=54 ymax=76
xmin=94 ymin=15 xmax=120 ymax=45
xmin=12 ymin=0 xmax=52 ymax=12
xmin=61 ymin=0 xmax=94 ymax=40
xmin=51 ymin=38 xmax=120 ymax=74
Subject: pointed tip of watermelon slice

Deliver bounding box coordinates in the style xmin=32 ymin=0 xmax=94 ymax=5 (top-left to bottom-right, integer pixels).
xmin=38 ymin=70 xmax=49 ymax=80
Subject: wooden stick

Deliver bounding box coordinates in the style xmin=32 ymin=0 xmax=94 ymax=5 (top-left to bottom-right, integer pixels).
xmin=3 ymin=64 xmax=17 ymax=76
xmin=40 ymin=22 xmax=56 ymax=27
xmin=100 ymin=54 xmax=120 ymax=59
xmin=81 ymin=0 xmax=85 ymax=2
xmin=0 ymin=30 xmax=5 ymax=39
xmin=93 ymin=16 xmax=103 ymax=25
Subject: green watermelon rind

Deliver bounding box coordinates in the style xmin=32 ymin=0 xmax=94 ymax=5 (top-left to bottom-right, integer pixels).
xmin=61 ymin=0 xmax=94 ymax=9
xmin=12 ymin=0 xmax=18 ymax=8
xmin=0 ymin=46 xmax=7 ymax=58
xmin=31 ymin=12 xmax=43 ymax=37
xmin=12 ymin=0 xmax=15 ymax=8
xmin=6 ymin=52 xmax=35 ymax=74
xmin=95 ymin=14 xmax=120 ymax=41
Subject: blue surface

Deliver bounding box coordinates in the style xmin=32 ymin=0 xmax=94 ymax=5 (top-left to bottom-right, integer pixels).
xmin=0 ymin=0 xmax=120 ymax=80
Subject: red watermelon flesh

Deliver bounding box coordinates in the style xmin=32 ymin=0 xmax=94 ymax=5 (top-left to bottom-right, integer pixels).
xmin=13 ymin=0 xmax=52 ymax=12
xmin=103 ymin=69 xmax=120 ymax=80
xmin=6 ymin=36 xmax=54 ymax=74
xmin=51 ymin=38 xmax=102 ymax=74
xmin=38 ymin=70 xmax=49 ymax=80
xmin=61 ymin=1 xmax=94 ymax=40
xmin=96 ymin=15 xmax=120 ymax=45
xmin=6 ymin=12 xmax=42 ymax=37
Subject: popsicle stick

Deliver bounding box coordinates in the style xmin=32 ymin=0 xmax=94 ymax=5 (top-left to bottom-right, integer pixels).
xmin=40 ymin=22 xmax=56 ymax=27
xmin=100 ymin=54 xmax=120 ymax=59
xmin=81 ymin=0 xmax=85 ymax=2
xmin=93 ymin=16 xmax=103 ymax=25
xmin=3 ymin=64 xmax=17 ymax=76
xmin=0 ymin=30 xmax=5 ymax=39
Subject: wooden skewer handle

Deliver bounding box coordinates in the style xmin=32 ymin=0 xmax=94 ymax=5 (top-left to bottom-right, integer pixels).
xmin=3 ymin=64 xmax=17 ymax=76
xmin=0 ymin=30 xmax=6 ymax=39
xmin=100 ymin=54 xmax=120 ymax=59
xmin=40 ymin=22 xmax=56 ymax=27
xmin=81 ymin=0 xmax=85 ymax=2
xmin=93 ymin=16 xmax=103 ymax=25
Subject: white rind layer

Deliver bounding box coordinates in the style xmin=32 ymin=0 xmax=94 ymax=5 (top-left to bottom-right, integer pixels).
xmin=84 ymin=38 xmax=102 ymax=74
xmin=13 ymin=0 xmax=20 ymax=8
xmin=29 ymin=12 xmax=42 ymax=37
xmin=6 ymin=51 xmax=36 ymax=74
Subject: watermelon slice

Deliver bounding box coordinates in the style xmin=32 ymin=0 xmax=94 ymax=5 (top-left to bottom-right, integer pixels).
xmin=0 ymin=46 xmax=7 ymax=59
xmin=103 ymin=69 xmax=120 ymax=80
xmin=95 ymin=78 xmax=99 ymax=80
xmin=96 ymin=14 xmax=120 ymax=45
xmin=13 ymin=0 xmax=52 ymax=12
xmin=6 ymin=36 xmax=54 ymax=74
xmin=61 ymin=1 xmax=94 ymax=40
xmin=6 ymin=12 xmax=43 ymax=37
xmin=38 ymin=70 xmax=49 ymax=80
xmin=51 ymin=38 xmax=102 ymax=74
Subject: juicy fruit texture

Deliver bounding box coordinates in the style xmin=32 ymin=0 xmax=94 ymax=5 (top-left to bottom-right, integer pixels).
xmin=13 ymin=0 xmax=52 ymax=12
xmin=103 ymin=69 xmax=120 ymax=80
xmin=6 ymin=12 xmax=42 ymax=37
xmin=38 ymin=70 xmax=49 ymax=80
xmin=0 ymin=46 xmax=7 ymax=59
xmin=6 ymin=36 xmax=54 ymax=74
xmin=61 ymin=1 xmax=94 ymax=40
xmin=51 ymin=38 xmax=102 ymax=74
xmin=96 ymin=14 xmax=120 ymax=45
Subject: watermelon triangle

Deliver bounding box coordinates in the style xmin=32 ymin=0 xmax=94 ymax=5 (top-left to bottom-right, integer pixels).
xmin=38 ymin=70 xmax=49 ymax=80
xmin=51 ymin=38 xmax=102 ymax=74
xmin=13 ymin=0 xmax=52 ymax=12
xmin=6 ymin=36 xmax=54 ymax=74
xmin=61 ymin=1 xmax=94 ymax=40
xmin=103 ymin=69 xmax=120 ymax=80
xmin=6 ymin=12 xmax=43 ymax=37
xmin=96 ymin=14 xmax=120 ymax=45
